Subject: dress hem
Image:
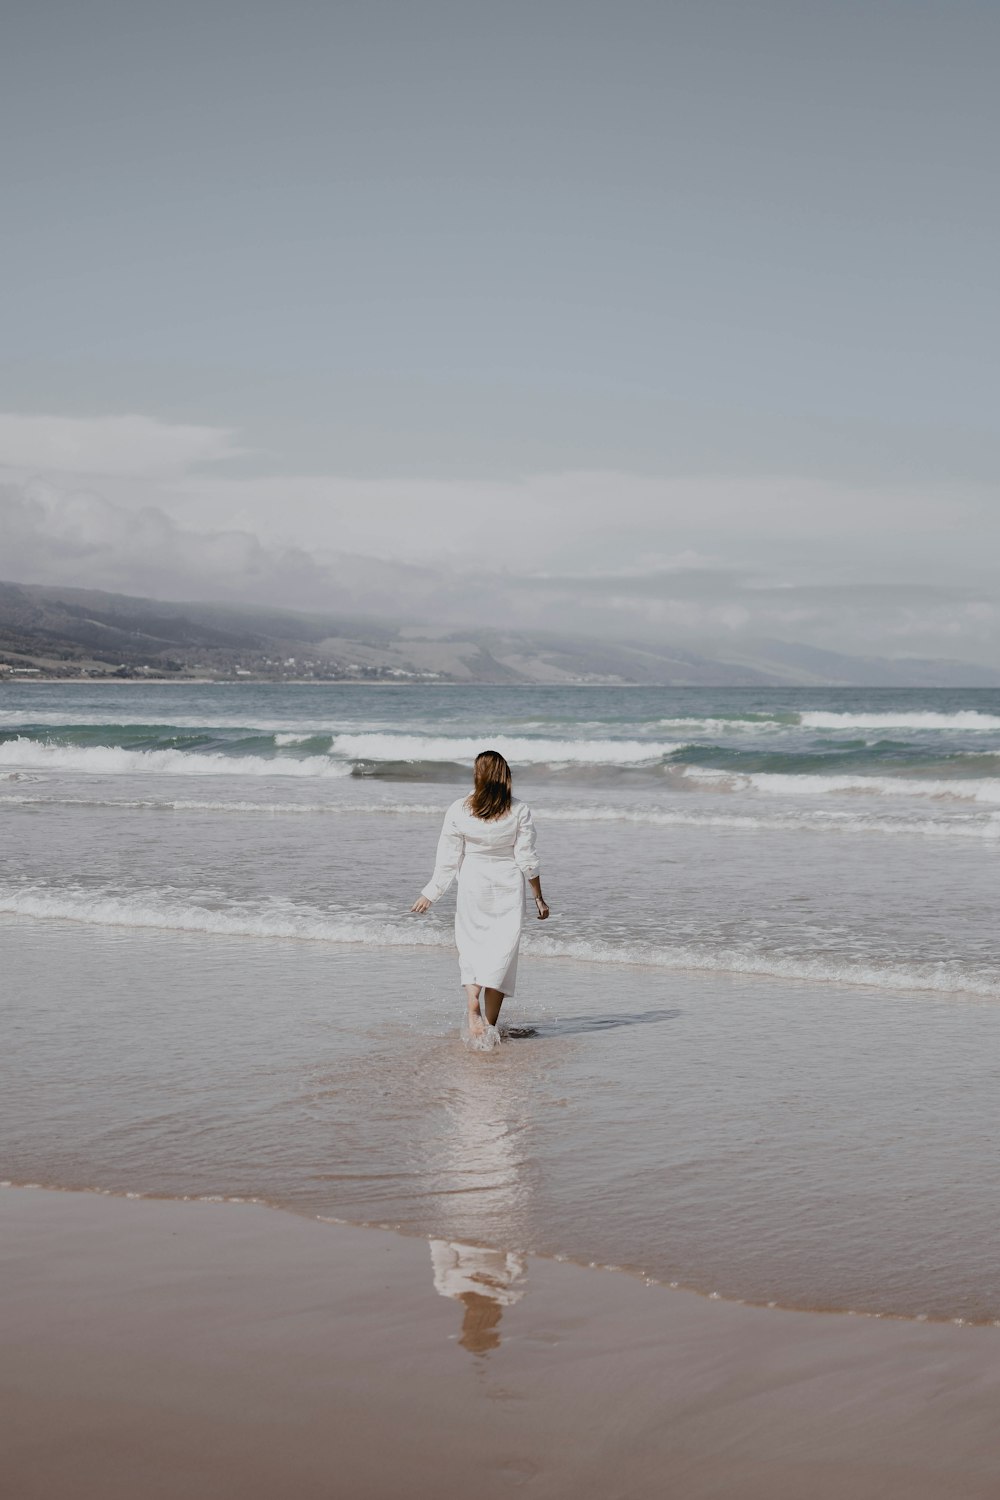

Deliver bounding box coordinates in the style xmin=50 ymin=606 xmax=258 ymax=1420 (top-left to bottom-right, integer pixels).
xmin=459 ymin=971 xmax=517 ymax=996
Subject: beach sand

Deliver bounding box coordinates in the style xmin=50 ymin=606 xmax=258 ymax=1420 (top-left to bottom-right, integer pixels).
xmin=3 ymin=1187 xmax=999 ymax=1499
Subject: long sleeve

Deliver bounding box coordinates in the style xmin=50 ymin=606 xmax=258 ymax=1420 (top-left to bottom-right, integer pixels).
xmin=421 ymin=804 xmax=465 ymax=902
xmin=513 ymin=802 xmax=540 ymax=879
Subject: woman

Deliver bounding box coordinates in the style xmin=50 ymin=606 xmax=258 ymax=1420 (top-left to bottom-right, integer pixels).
xmin=411 ymin=750 xmax=549 ymax=1039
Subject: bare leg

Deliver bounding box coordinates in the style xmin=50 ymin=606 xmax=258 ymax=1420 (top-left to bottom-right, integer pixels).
xmin=483 ymin=988 xmax=505 ymax=1027
xmin=464 ymin=984 xmax=485 ymax=1037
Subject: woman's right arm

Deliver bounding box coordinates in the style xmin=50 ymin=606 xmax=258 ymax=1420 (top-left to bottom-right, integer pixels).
xmin=411 ymin=805 xmax=464 ymax=913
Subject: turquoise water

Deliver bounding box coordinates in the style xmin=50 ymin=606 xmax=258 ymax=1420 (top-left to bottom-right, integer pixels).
xmin=2 ymin=682 xmax=998 ymax=994
xmin=4 ymin=683 xmax=1000 ymax=783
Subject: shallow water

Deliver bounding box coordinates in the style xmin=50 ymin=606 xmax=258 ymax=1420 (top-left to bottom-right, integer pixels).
xmin=4 ymin=922 xmax=999 ymax=1321
xmin=2 ymin=683 xmax=998 ymax=1319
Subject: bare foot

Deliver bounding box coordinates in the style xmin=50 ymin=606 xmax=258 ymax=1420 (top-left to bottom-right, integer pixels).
xmin=467 ymin=1011 xmax=486 ymax=1039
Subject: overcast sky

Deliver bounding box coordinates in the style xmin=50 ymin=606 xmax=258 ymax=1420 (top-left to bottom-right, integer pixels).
xmin=1 ymin=1 xmax=997 ymax=661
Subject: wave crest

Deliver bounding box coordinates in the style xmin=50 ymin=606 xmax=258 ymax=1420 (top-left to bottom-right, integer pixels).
xmin=0 ymin=739 xmax=353 ymax=779
xmin=328 ymin=733 xmax=677 ymax=765
xmin=800 ymin=711 xmax=1000 ymax=731
xmin=683 ymin=766 xmax=1000 ymax=804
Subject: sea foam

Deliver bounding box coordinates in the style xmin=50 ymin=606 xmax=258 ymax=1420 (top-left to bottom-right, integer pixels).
xmin=327 ymin=733 xmax=678 ymax=765
xmin=0 ymin=732 xmax=678 ymax=773
xmin=683 ymin=766 xmax=1000 ymax=804
xmin=800 ymin=711 xmax=1000 ymax=731
xmin=2 ymin=791 xmax=998 ymax=838
xmin=2 ymin=882 xmax=997 ymax=998
xmin=0 ymin=739 xmax=353 ymax=778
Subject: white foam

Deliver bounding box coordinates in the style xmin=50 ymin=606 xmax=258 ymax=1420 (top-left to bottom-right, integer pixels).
xmin=327 ymin=733 xmax=676 ymax=765
xmin=4 ymin=708 xmax=998 ymax=737
xmin=0 ymin=883 xmax=452 ymax=951
xmin=0 ymin=732 xmax=677 ymax=773
xmin=655 ymin=717 xmax=786 ymax=733
xmin=682 ymin=766 xmax=1000 ymax=804
xmin=539 ymin=803 xmax=1000 ymax=839
xmin=527 ymin=933 xmax=1000 ymax=999
xmin=800 ymin=711 xmax=1000 ymax=731
xmin=0 ymin=739 xmax=353 ymax=778
xmin=655 ymin=710 xmax=1000 ymax=735
xmin=0 ymin=793 xmax=444 ymax=816
xmin=747 ymin=772 xmax=1000 ymax=804
xmin=2 ymin=882 xmax=997 ymax=998
xmin=3 ymin=790 xmax=998 ymax=838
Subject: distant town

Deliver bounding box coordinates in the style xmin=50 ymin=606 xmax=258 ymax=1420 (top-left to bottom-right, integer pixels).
xmin=0 ymin=656 xmax=443 ymax=684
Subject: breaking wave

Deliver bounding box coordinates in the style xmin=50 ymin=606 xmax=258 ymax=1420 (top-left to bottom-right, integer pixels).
xmin=683 ymin=767 xmax=1000 ymax=804
xmin=326 ymin=733 xmax=678 ymax=765
xmin=0 ymin=883 xmax=448 ymax=950
xmin=2 ymin=882 xmax=997 ymax=998
xmin=0 ymin=730 xmax=680 ymax=774
xmin=659 ymin=711 xmax=1000 ymax=732
xmin=800 ymin=711 xmax=1000 ymax=731
xmin=0 ymin=739 xmax=353 ymax=778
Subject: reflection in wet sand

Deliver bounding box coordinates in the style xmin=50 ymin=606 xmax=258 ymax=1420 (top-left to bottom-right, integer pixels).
xmin=428 ymin=1045 xmax=531 ymax=1354
xmin=430 ymin=1240 xmax=526 ymax=1355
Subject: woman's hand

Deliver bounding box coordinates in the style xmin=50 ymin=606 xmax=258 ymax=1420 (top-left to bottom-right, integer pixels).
xmin=528 ymin=876 xmax=549 ymax=920
xmin=410 ymin=895 xmax=431 ymax=914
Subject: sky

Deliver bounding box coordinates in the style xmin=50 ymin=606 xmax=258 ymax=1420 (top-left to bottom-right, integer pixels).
xmin=1 ymin=1 xmax=998 ymax=662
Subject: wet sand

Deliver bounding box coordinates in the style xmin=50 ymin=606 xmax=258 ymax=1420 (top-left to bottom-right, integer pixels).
xmin=3 ymin=1187 xmax=999 ymax=1499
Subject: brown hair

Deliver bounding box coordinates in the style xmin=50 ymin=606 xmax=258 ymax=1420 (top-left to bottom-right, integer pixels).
xmin=467 ymin=749 xmax=513 ymax=821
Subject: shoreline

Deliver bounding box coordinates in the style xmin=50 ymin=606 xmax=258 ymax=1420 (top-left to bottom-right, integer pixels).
xmin=5 ymin=675 xmax=1000 ymax=693
xmin=4 ymin=1185 xmax=1000 ymax=1499
xmin=5 ymin=913 xmax=1000 ymax=1328
xmin=3 ymin=1178 xmax=997 ymax=1331
xmin=0 ymin=678 xmax=751 ymax=687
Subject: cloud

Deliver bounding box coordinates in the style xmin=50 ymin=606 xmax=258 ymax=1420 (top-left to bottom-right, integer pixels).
xmin=2 ymin=473 xmax=997 ymax=665
xmin=0 ymin=413 xmax=242 ymax=476
xmin=170 ymin=468 xmax=967 ymax=574
xmin=542 ymin=576 xmax=1000 ymax=659
xmin=1 ymin=411 xmax=998 ymax=665
xmin=1 ymin=412 xmax=987 ymax=585
xmin=0 ymin=478 xmax=332 ymax=605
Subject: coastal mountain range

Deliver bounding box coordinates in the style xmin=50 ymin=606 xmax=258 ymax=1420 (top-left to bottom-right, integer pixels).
xmin=1 ymin=579 xmax=997 ymax=686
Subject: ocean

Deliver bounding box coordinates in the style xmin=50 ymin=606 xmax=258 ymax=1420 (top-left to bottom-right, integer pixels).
xmin=2 ymin=682 xmax=999 ymax=1321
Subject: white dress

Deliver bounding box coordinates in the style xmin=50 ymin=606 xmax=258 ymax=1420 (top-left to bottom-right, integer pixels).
xmin=421 ymin=797 xmax=540 ymax=994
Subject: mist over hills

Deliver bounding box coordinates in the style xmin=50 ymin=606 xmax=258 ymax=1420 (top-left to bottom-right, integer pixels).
xmin=1 ymin=579 xmax=997 ymax=687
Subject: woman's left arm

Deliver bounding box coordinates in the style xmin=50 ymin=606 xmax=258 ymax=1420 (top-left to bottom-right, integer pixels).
xmin=515 ymin=804 xmax=549 ymax=920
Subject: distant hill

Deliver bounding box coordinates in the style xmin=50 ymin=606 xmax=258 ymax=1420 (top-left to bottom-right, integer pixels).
xmin=1 ymin=579 xmax=997 ymax=686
